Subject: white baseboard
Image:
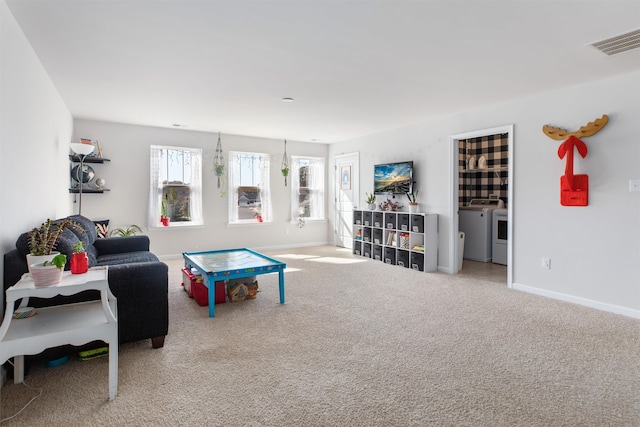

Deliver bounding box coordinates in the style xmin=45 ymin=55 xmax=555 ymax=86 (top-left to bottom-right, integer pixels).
xmin=512 ymin=282 xmax=640 ymax=319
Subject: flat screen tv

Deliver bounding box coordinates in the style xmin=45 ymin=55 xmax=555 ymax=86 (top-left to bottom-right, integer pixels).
xmin=374 ymin=161 xmax=413 ymax=195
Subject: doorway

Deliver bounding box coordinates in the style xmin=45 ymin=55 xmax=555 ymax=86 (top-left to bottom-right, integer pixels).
xmin=450 ymin=126 xmax=513 ymax=288
xmin=334 ymin=152 xmax=359 ymax=248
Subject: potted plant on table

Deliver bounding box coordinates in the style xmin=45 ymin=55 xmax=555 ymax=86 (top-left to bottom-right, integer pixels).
xmin=27 ymin=219 xmax=81 ymax=273
xmin=70 ymin=241 xmax=88 ymax=274
xmin=365 ymin=192 xmax=377 ymax=210
xmin=31 ymin=253 xmax=67 ymax=286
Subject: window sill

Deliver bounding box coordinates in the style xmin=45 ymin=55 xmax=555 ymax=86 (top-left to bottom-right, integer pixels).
xmin=150 ymin=222 xmax=204 ymax=230
xmin=289 ymin=218 xmax=327 ymax=224
xmin=227 ymin=221 xmax=272 ymax=227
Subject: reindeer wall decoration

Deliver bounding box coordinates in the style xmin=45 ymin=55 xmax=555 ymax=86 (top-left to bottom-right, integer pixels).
xmin=542 ymin=115 xmax=608 ymax=206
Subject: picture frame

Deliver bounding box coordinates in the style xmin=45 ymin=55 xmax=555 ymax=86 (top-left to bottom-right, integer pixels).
xmin=341 ymin=165 xmax=351 ymax=190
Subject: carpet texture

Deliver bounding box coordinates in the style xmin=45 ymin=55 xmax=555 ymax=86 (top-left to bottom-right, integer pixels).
xmin=1 ymin=245 xmax=638 ymax=426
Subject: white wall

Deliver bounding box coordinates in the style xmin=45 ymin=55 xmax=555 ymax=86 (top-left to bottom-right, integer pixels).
xmin=329 ymin=71 xmax=640 ymax=317
xmin=0 ymin=0 xmax=73 ymax=273
xmin=73 ymin=119 xmax=330 ymax=257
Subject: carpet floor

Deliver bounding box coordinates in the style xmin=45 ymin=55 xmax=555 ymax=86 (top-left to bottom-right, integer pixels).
xmin=1 ymin=245 xmax=638 ymax=426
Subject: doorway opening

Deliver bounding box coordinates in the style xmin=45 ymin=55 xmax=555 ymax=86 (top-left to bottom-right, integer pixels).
xmin=450 ymin=125 xmax=513 ymax=288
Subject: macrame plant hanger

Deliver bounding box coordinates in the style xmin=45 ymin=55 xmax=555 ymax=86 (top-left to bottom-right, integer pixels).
xmin=213 ymin=132 xmax=224 ymax=188
xmin=281 ymin=139 xmax=290 ymax=186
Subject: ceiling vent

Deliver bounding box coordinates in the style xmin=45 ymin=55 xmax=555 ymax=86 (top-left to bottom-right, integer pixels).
xmin=589 ymin=28 xmax=640 ymax=56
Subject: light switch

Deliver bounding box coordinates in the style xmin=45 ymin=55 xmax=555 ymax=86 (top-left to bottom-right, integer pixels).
xmin=629 ymin=179 xmax=640 ymax=192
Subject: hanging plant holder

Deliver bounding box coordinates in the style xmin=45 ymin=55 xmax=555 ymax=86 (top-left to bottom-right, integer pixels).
xmin=213 ymin=132 xmax=224 ymax=188
xmin=281 ymin=139 xmax=290 ymax=186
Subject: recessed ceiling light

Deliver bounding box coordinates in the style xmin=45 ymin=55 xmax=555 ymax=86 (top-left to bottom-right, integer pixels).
xmin=281 ymin=97 xmax=294 ymax=102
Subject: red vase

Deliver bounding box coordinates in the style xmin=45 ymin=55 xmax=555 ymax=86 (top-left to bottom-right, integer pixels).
xmin=71 ymin=252 xmax=88 ymax=274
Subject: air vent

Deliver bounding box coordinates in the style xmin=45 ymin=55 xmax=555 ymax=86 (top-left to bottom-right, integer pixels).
xmin=589 ymin=28 xmax=640 ymax=56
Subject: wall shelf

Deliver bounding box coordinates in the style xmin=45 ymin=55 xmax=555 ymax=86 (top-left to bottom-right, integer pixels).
xmin=69 ymin=155 xmax=111 ymax=163
xmin=69 ymin=188 xmax=110 ymax=194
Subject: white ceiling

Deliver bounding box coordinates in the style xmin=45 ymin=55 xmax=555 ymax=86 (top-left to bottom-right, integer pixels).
xmin=6 ymin=0 xmax=640 ymax=143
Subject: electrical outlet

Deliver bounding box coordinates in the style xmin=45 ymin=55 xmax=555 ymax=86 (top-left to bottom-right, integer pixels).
xmin=542 ymin=257 xmax=551 ymax=269
xmin=629 ymin=179 xmax=640 ymax=192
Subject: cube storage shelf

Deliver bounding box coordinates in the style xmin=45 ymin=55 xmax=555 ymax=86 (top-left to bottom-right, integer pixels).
xmin=353 ymin=210 xmax=438 ymax=272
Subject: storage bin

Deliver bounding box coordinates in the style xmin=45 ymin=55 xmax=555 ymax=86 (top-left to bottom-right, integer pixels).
xmin=363 ymin=211 xmax=372 ymax=226
xmin=397 ymin=214 xmax=409 ymax=231
xmin=353 ymin=210 xmax=362 ymax=225
xmin=384 ymin=212 xmax=397 ymax=229
xmin=353 ymin=241 xmax=362 ymax=256
xmin=397 ymin=250 xmax=409 ymax=268
xmin=372 ymin=212 xmax=383 ymax=227
xmin=384 ymin=247 xmax=396 ymax=265
xmin=363 ymin=242 xmax=372 ymax=258
xmin=373 ymin=228 xmax=383 ymax=244
xmin=410 ymin=214 xmax=424 ymax=233
xmin=410 ymin=252 xmax=424 ymax=271
xmin=373 ymin=245 xmax=382 ymax=261
xmin=182 ymin=267 xmax=198 ymax=297
xmin=192 ymin=279 xmax=226 ymax=306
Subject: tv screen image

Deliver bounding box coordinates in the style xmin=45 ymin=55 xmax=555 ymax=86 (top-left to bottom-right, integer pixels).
xmin=374 ymin=161 xmax=413 ymax=195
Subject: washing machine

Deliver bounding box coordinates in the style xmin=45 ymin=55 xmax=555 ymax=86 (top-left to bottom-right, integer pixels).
xmin=459 ymin=198 xmax=504 ymax=262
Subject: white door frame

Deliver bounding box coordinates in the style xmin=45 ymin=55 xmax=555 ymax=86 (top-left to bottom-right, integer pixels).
xmin=333 ymin=152 xmax=360 ymax=247
xmin=449 ymin=125 xmax=514 ymax=288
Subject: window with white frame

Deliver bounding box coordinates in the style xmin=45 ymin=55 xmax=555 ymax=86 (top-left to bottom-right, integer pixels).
xmin=149 ymin=145 xmax=203 ymax=227
xmin=291 ymin=156 xmax=325 ymax=221
xmin=228 ymin=151 xmax=271 ymax=223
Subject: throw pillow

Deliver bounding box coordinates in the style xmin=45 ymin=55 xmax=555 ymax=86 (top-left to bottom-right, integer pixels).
xmin=94 ymin=219 xmax=109 ymax=238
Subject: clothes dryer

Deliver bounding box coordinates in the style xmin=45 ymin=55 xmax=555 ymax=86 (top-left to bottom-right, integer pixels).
xmin=492 ymin=208 xmax=508 ymax=265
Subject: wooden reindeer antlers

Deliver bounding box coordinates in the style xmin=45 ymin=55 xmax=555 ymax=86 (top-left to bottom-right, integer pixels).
xmin=542 ymin=115 xmax=609 ymax=141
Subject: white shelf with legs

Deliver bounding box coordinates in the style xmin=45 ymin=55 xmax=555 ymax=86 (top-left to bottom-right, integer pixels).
xmin=0 ymin=267 xmax=118 ymax=400
xmin=353 ymin=210 xmax=438 ymax=272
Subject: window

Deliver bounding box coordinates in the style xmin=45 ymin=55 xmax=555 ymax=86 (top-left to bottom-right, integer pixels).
xmin=228 ymin=151 xmax=271 ymax=223
xmin=291 ymin=156 xmax=325 ymax=221
xmin=149 ymin=145 xmax=203 ymax=227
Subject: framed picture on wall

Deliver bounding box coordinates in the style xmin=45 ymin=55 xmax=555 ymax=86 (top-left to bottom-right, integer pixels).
xmin=341 ymin=165 xmax=351 ymax=190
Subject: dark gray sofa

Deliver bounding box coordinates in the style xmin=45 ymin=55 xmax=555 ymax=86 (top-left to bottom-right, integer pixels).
xmin=3 ymin=215 xmax=168 ymax=349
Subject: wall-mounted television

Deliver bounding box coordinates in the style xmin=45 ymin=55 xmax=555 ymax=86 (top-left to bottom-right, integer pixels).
xmin=374 ymin=161 xmax=413 ymax=195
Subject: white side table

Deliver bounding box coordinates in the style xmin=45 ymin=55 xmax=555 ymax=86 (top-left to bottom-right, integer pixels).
xmin=0 ymin=267 xmax=118 ymax=400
